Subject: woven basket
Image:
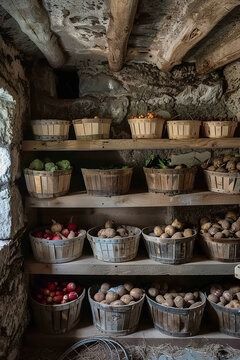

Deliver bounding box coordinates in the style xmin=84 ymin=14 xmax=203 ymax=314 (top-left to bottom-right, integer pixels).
xmin=73 ymin=118 xmax=111 ymax=140
xmin=143 ymin=167 xmax=197 ymax=194
xmin=204 ymin=170 xmax=240 ymax=194
xmin=203 ymin=121 xmax=237 ymax=138
xmin=87 ymin=226 xmax=141 ymax=262
xmin=142 ymin=227 xmax=196 ymax=264
xmin=128 ymin=117 xmax=165 ymax=139
xmin=147 ymin=292 xmax=206 ymax=337
xmin=31 ymin=288 xmax=85 ymax=334
xmin=31 ymin=119 xmax=70 ymax=140
xmin=88 ymin=286 xmax=145 ymax=336
xmin=82 ymin=168 xmax=133 ymax=196
xmin=167 ymin=120 xmax=201 ymax=139
xmin=30 ymin=229 xmax=86 ymax=264
xmin=24 ymin=168 xmax=72 ymax=198
xmin=201 ymin=234 xmax=240 ymax=262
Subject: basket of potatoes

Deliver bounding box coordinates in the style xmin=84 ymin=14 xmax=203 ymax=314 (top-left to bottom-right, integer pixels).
xmin=200 ymin=211 xmax=240 ymax=262
xmin=87 ymin=220 xmax=141 ymax=262
xmin=203 ymin=155 xmax=240 ymax=194
xmin=207 ymin=284 xmax=240 ymax=337
xmin=147 ymin=282 xmax=206 ymax=337
xmin=89 ymin=282 xmax=145 ymax=335
xmin=142 ymin=219 xmax=196 ymax=264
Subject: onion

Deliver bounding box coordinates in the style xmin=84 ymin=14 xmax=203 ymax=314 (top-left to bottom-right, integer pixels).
xmin=51 ymin=220 xmax=63 ymax=233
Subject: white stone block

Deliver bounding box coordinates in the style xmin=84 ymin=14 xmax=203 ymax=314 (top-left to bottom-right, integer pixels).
xmin=0 ymin=146 xmax=20 ymax=185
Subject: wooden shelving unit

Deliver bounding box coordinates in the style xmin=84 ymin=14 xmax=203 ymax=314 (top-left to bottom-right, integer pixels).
xmin=22 ymin=138 xmax=240 ymax=151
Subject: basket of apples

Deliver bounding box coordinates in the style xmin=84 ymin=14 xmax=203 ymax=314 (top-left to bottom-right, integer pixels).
xmin=30 ymin=219 xmax=86 ymax=263
xmin=31 ymin=279 xmax=85 ymax=334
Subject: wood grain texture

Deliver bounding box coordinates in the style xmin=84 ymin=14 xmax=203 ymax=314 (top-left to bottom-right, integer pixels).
xmin=22 ymin=138 xmax=240 ymax=151
xmin=157 ymin=0 xmax=240 ymax=71
xmin=107 ymin=0 xmax=138 ymax=71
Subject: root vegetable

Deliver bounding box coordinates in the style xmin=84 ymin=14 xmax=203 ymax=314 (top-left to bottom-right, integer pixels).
xmin=105 ymin=228 xmax=116 ymax=238
xmin=116 ymin=285 xmax=127 ymax=297
xmin=148 ymin=288 xmax=159 ymax=297
xmin=207 ymin=165 xmax=216 ymax=171
xmin=130 ymin=288 xmax=143 ymax=300
xmin=208 ymin=294 xmax=218 ymax=303
xmin=174 ymin=296 xmax=184 ymax=308
xmin=98 ymin=229 xmax=107 ymax=238
xmin=222 ymin=229 xmax=231 ymax=237
xmin=208 ymin=227 xmax=218 ymax=236
xmin=124 ymin=282 xmax=134 ymax=292
xmin=226 ymin=211 xmax=238 ymax=221
xmin=210 ymin=285 xmax=223 ymax=297
xmin=183 ymin=228 xmax=193 ymax=237
xmin=171 ymin=219 xmax=183 ymax=230
xmin=165 ymin=225 xmax=176 ymax=237
xmin=94 ymin=292 xmax=105 ymax=302
xmin=226 ymin=160 xmax=236 ymax=171
xmin=201 ymin=222 xmax=212 ymax=232
xmin=154 ymin=226 xmax=164 ymax=237
xmin=163 ymin=299 xmax=174 ymax=307
xmin=105 ymin=220 xmax=115 ymax=229
xmin=193 ymin=291 xmax=199 ymax=300
xmin=121 ymin=294 xmax=134 ymax=304
xmin=232 ymin=222 xmax=240 ymax=232
xmin=51 ymin=220 xmax=63 ymax=233
xmin=222 ymin=291 xmax=232 ymax=302
xmin=156 ymin=295 xmax=165 ymax=304
xmin=160 ymin=233 xmax=170 ymax=239
xmin=100 ymin=283 xmax=110 ymax=294
xmin=218 ymin=220 xmax=230 ymax=230
xmin=229 ymin=286 xmax=240 ymax=295
xmin=214 ymin=232 xmax=224 ymax=240
xmin=67 ymin=230 xmax=75 ymax=239
xmin=184 ymin=293 xmax=194 ymax=301
xmin=117 ymin=228 xmax=128 ymax=237
xmin=235 ymin=231 xmax=240 ymax=238
xmin=106 ymin=292 xmax=118 ymax=304
xmin=100 ymin=300 xmax=108 ymax=304
xmin=171 ymin=232 xmax=183 ymax=239
xmin=219 ymin=296 xmax=226 ymax=305
xmin=200 ymin=217 xmax=210 ymax=226
xmin=111 ymin=300 xmax=124 ymax=306
xmin=164 ymin=293 xmax=174 ymax=300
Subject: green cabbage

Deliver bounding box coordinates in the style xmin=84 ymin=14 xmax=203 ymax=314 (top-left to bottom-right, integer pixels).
xmin=29 ymin=159 xmax=44 ymax=171
xmin=56 ymin=160 xmax=71 ymax=170
xmin=45 ymin=162 xmax=58 ymax=172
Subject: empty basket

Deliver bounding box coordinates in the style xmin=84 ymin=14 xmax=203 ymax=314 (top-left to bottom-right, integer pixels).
xmin=204 ymin=170 xmax=240 ymax=194
xmin=73 ymin=118 xmax=111 ymax=140
xmin=128 ymin=117 xmax=165 ymax=139
xmin=203 ymin=121 xmax=237 ymax=138
xmin=31 ymin=119 xmax=70 ymax=140
xmin=201 ymin=234 xmax=240 ymax=262
xmin=167 ymin=120 xmax=201 ymax=139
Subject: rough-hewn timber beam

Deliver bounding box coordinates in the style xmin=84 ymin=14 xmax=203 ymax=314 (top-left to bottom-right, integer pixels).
xmin=1 ymin=0 xmax=66 ymax=68
xmin=107 ymin=0 xmax=138 ymax=72
xmin=157 ymin=0 xmax=240 ymax=72
xmin=195 ymin=12 xmax=240 ymax=74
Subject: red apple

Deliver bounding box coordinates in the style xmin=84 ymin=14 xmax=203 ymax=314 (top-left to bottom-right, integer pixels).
xmin=68 ymin=291 xmax=78 ymax=301
xmin=67 ymin=222 xmax=78 ymax=232
xmin=47 ymin=282 xmax=56 ymax=292
xmin=66 ymin=282 xmax=76 ymax=292
xmin=55 ymin=291 xmax=63 ymax=296
xmin=53 ymin=295 xmax=63 ymax=304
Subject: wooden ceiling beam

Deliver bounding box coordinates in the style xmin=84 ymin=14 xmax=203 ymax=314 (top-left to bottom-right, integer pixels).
xmin=107 ymin=0 xmax=138 ymax=72
xmin=1 ymin=0 xmax=66 ymax=68
xmin=157 ymin=0 xmax=240 ymax=72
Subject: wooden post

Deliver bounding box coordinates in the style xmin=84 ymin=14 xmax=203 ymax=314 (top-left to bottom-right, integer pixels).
xmin=107 ymin=0 xmax=138 ymax=72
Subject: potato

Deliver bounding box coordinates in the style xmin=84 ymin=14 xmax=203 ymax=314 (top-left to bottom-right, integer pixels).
xmin=214 ymin=232 xmax=224 ymax=240
xmin=163 ymin=299 xmax=174 ymax=307
xmin=120 ymin=294 xmax=134 ymax=304
xmin=235 ymin=231 xmax=240 ymax=238
xmin=226 ymin=160 xmax=236 ymax=171
xmin=226 ymin=211 xmax=238 ymax=221
xmin=171 ymin=219 xmax=183 ymax=230
xmin=218 ymin=219 xmax=230 ymax=230
xmin=210 ymin=285 xmax=223 ymax=297
xmin=105 ymin=228 xmax=116 ymax=238
xmin=130 ymin=288 xmax=143 ymax=300
xmin=124 ymin=282 xmax=134 ymax=292
xmin=231 ymin=222 xmax=240 ymax=232
xmin=154 ymin=226 xmax=164 ymax=237
xmin=174 ymin=296 xmax=184 ymax=308
xmin=200 ymin=217 xmax=210 ymax=226
xmin=189 ymin=301 xmax=202 ymax=309
xmin=148 ymin=287 xmax=159 ymax=298
xmin=116 ymin=285 xmax=127 ymax=297
xmin=164 ymin=293 xmax=174 ymax=300
xmin=100 ymin=283 xmax=111 ymax=294
xmin=201 ymin=222 xmax=212 ymax=232
xmin=171 ymin=232 xmax=183 ymax=239
xmin=208 ymin=227 xmax=219 ymax=236
xmin=229 ymin=286 xmax=240 ymax=295
xmin=213 ymin=158 xmax=223 ymax=168
xmin=106 ymin=291 xmax=118 ymax=304
xmin=94 ymin=292 xmax=105 ymax=302
xmin=165 ymin=225 xmax=176 ymax=237
xmin=184 ymin=293 xmax=194 ymax=301
xmin=160 ymin=233 xmax=170 ymax=239
xmin=212 ymin=223 xmax=222 ymax=230
xmin=155 ymin=295 xmax=165 ymax=304
xmin=208 ymin=294 xmax=219 ymax=303
xmin=222 ymin=290 xmax=233 ymax=302
xmin=97 ymin=229 xmax=107 ymax=238
xmin=110 ymin=300 xmax=124 ymax=306
xmin=100 ymin=300 xmax=108 ymax=304
xmin=105 ymin=220 xmax=115 ymax=229
xmin=183 ymin=228 xmax=193 ymax=237
xmin=222 ymin=229 xmax=230 ymax=238
xmin=235 ymin=292 xmax=240 ymax=300
xmin=193 ymin=291 xmax=199 ymax=300
xmin=219 ymin=296 xmax=226 ymax=305
xmin=117 ymin=227 xmax=128 ymax=237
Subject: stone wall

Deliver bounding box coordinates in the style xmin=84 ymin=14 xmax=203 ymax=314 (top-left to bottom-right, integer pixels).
xmin=0 ymin=35 xmax=28 ymax=360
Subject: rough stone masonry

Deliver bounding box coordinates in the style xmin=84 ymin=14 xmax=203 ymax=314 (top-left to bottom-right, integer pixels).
xmin=0 ymin=35 xmax=28 ymax=360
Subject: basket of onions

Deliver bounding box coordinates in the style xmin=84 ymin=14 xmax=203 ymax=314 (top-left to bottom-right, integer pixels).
xmin=30 ymin=219 xmax=86 ymax=263
xmin=31 ymin=279 xmax=85 ymax=334
xmin=89 ymin=282 xmax=145 ymax=335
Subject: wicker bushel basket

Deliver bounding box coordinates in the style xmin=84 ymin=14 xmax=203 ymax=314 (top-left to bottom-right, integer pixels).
xmin=24 ymin=168 xmax=72 ymax=198
xmin=88 ymin=287 xmax=145 ymax=336
xmin=142 ymin=227 xmax=196 ymax=264
xmin=167 ymin=120 xmax=201 ymax=139
xmin=147 ymin=292 xmax=206 ymax=337
xmin=128 ymin=117 xmax=165 ymax=139
xmin=31 ymin=119 xmax=70 ymax=140
xmin=73 ymin=117 xmax=112 ymax=140
xmin=31 ymin=288 xmax=85 ymax=334
xmin=143 ymin=167 xmax=197 ymax=194
xmin=30 ymin=229 xmax=86 ymax=264
xmin=87 ymin=226 xmax=141 ymax=262
xmin=203 ymin=121 xmax=237 ymax=138
xmin=208 ymin=298 xmax=240 ymax=337
xmin=201 ymin=234 xmax=240 ymax=262
xmin=204 ymin=170 xmax=240 ymax=194
xmin=82 ymin=168 xmax=133 ymax=196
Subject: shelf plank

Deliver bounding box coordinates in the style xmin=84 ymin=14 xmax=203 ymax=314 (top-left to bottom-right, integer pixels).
xmin=25 ymin=256 xmax=237 ymax=275
xmin=22 ymin=138 xmax=240 ymax=151
xmin=25 ymin=191 xmax=240 ymax=208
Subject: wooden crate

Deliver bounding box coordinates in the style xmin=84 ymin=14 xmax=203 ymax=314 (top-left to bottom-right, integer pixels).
xmin=142 ymin=227 xmax=196 ymax=264
xmin=81 ymin=168 xmax=133 ymax=196
xmin=128 ymin=117 xmax=165 ymax=139
xmin=147 ymin=292 xmax=206 ymax=337
xmin=87 ymin=226 xmax=141 ymax=262
xmin=204 ymin=170 xmax=240 ymax=194
xmin=73 ymin=118 xmax=111 ymax=140
xmin=24 ymin=169 xmax=72 ymax=198
xmin=208 ymin=299 xmax=240 ymax=337
xmin=167 ymin=120 xmax=201 ymax=139
xmin=143 ymin=167 xmax=196 ymax=194
xmin=88 ymin=287 xmax=145 ymax=336
xmin=30 ymin=229 xmax=86 ymax=263
xmin=201 ymin=234 xmax=240 ymax=262
xmin=31 ymin=288 xmax=85 ymax=334
xmin=31 ymin=119 xmax=70 ymax=140
xmin=203 ymin=121 xmax=237 ymax=138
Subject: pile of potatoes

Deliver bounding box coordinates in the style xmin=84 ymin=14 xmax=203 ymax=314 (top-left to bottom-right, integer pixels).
xmin=97 ymin=220 xmax=133 ymax=238
xmin=208 ymin=284 xmax=240 ymax=309
xmin=200 ymin=211 xmax=240 ymax=240
xmin=147 ymin=282 xmax=203 ymax=309
xmin=204 ymin=155 xmax=240 ymax=174
xmin=149 ymin=218 xmax=195 ymax=239
xmin=93 ymin=282 xmax=144 ymax=306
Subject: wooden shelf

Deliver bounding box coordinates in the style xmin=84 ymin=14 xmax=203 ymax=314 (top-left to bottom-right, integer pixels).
xmin=22 ymin=138 xmax=240 ymax=151
xmin=25 ymin=190 xmax=240 ymax=208
xmin=25 ymin=256 xmax=237 ymax=275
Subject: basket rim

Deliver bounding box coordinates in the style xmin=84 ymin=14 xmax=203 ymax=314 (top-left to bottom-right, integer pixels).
xmin=167 ymin=120 xmax=202 ymax=125
xmin=203 ymin=121 xmax=238 ymax=126
xmin=88 ymin=286 xmax=145 ymax=309
xmin=81 ymin=167 xmax=133 ymax=173
xmin=31 ymin=119 xmax=70 ymax=124
xmin=143 ymin=166 xmax=197 ymax=174
xmin=204 ymin=169 xmax=240 ymax=178
xmin=31 ymin=287 xmax=86 ymax=308
xmin=87 ymin=225 xmax=141 ymax=241
xmin=146 ymin=291 xmax=206 ymax=313
xmin=72 ymin=118 xmax=112 ymax=124
xmin=29 ymin=227 xmax=86 ymax=243
xmin=201 ymin=233 xmax=240 ymax=244
xmin=142 ymin=227 xmax=197 ymax=243
xmin=24 ymin=168 xmax=72 ymax=175
xmin=207 ymin=295 xmax=240 ymax=314
xmin=128 ymin=117 xmax=165 ymax=122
